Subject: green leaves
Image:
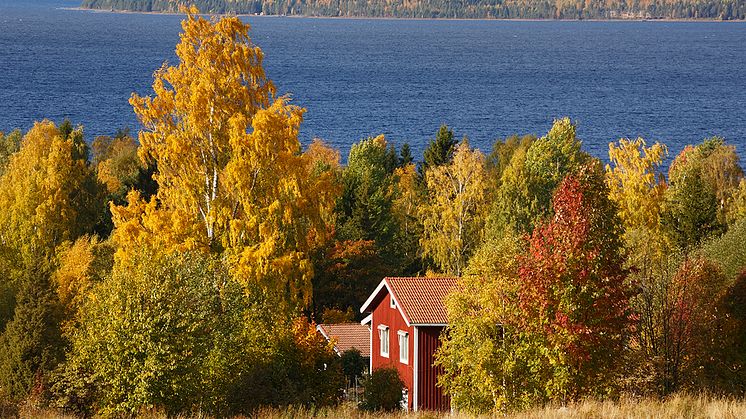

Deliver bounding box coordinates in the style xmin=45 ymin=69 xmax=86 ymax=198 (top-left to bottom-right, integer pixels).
xmin=489 ymin=118 xmax=589 ymax=235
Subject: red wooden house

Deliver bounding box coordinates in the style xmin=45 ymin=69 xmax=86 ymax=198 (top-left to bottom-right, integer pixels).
xmin=360 ymin=276 xmax=459 ymax=411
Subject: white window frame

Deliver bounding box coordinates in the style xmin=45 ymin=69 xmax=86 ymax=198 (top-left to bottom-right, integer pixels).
xmin=390 ymin=296 xmax=397 ymax=309
xmin=398 ymin=330 xmax=409 ymax=364
xmin=378 ymin=325 xmax=389 ymax=358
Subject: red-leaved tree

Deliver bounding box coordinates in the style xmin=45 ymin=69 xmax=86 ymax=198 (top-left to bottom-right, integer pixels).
xmin=518 ymin=162 xmax=636 ymax=401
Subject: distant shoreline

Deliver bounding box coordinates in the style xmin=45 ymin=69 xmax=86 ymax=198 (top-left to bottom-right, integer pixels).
xmin=63 ymin=7 xmax=745 ymax=22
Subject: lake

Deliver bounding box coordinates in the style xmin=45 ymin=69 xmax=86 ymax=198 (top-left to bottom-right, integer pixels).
xmin=1 ymin=0 xmax=745 ymax=162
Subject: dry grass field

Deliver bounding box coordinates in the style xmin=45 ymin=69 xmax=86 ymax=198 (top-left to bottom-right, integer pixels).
xmin=8 ymin=394 xmax=746 ymax=418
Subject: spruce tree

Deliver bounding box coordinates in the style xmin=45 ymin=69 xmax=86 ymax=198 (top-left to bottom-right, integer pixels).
xmin=399 ymin=143 xmax=413 ymax=166
xmin=423 ymin=124 xmax=456 ymax=169
xmin=0 ymin=270 xmax=64 ymax=402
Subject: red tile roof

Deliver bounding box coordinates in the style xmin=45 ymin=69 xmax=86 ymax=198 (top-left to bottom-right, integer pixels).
xmin=317 ymin=323 xmax=371 ymax=357
xmin=386 ymin=277 xmax=459 ymax=325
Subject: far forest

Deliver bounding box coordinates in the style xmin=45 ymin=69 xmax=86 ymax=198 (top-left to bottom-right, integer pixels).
xmin=81 ymin=0 xmax=746 ymax=20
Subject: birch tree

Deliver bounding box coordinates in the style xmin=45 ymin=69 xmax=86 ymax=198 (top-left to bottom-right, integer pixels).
xmin=128 ymin=6 xmax=275 ymax=250
xmin=420 ymin=140 xmax=487 ymax=276
xmin=117 ymin=9 xmax=337 ymax=306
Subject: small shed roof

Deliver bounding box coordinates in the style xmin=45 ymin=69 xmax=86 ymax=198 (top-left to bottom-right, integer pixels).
xmin=317 ymin=323 xmax=371 ymax=357
xmin=360 ymin=277 xmax=460 ymax=326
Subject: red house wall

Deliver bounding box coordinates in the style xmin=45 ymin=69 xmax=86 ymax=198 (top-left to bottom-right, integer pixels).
xmin=416 ymin=326 xmax=450 ymax=411
xmin=371 ymin=292 xmax=414 ymax=410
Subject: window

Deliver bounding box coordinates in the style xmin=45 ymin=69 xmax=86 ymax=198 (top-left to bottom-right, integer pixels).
xmin=378 ymin=325 xmax=389 ymax=357
xmin=398 ymin=330 xmax=409 ymax=364
xmin=390 ymin=297 xmax=396 ymax=309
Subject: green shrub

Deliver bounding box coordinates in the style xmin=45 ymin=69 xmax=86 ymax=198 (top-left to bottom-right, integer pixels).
xmin=700 ymin=218 xmax=746 ymax=281
xmin=360 ymin=367 xmax=404 ymax=412
xmin=341 ymin=348 xmax=367 ymax=385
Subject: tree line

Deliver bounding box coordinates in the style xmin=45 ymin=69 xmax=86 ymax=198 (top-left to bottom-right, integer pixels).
xmin=2 ymin=7 xmax=746 ymax=416
xmin=81 ymin=0 xmax=746 ymax=20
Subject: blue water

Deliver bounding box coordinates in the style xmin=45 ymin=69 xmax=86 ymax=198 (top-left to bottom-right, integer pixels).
xmin=1 ymin=0 xmax=745 ymax=162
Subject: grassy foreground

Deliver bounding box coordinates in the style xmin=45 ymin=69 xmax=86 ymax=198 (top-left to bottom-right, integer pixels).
xmin=8 ymin=394 xmax=746 ymax=418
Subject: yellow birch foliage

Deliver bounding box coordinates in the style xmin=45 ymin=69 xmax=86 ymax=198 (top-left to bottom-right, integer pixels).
xmin=114 ymin=10 xmax=337 ymax=307
xmin=223 ymin=99 xmax=337 ymax=306
xmin=606 ymin=138 xmax=669 ymax=268
xmin=302 ymin=138 xmax=342 ymax=231
xmin=304 ymin=138 xmax=341 ymax=172
xmin=0 ymin=120 xmax=97 ymax=267
xmin=421 ymin=140 xmax=487 ymax=276
xmin=392 ymin=163 xmax=423 ymax=235
xmin=53 ymin=235 xmax=113 ymax=331
xmin=127 ymin=6 xmax=275 ymax=249
xmin=605 ymin=138 xmax=668 ymax=233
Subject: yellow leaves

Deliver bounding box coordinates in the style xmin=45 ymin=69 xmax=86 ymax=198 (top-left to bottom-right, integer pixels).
xmin=304 ymin=139 xmax=341 ymax=173
xmin=421 ymin=140 xmax=488 ymax=276
xmin=605 ymin=138 xmax=668 ymax=234
xmin=110 ymin=191 xmax=207 ymax=262
xmin=129 ymin=8 xmax=275 ymax=246
xmin=391 ymin=163 xmax=423 ymax=235
xmin=0 ymin=120 xmax=95 ymax=263
xmin=115 ymin=12 xmax=340 ymax=309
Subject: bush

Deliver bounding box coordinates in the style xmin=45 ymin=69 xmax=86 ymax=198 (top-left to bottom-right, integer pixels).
xmin=52 ymin=250 xmax=240 ymax=416
xmin=360 ymin=367 xmax=404 ymax=412
xmin=341 ymin=348 xmax=366 ymax=385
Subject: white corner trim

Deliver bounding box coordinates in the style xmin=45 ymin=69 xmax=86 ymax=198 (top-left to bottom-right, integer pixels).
xmin=360 ymin=279 xmax=388 ymax=313
xmin=413 ymin=326 xmax=419 ymax=411
xmin=360 ymin=314 xmax=372 ymax=325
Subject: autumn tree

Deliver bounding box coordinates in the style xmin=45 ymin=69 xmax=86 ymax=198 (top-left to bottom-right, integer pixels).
xmin=486 ymin=134 xmax=536 ymax=189
xmin=490 ymin=118 xmax=589 ymax=235
xmin=0 ymin=121 xmax=102 ymax=271
xmin=390 ymin=162 xmax=425 ymax=272
xmin=0 ymin=120 xmax=102 ymax=362
xmin=116 ymin=10 xmax=337 ymax=308
xmin=606 ymin=138 xmax=668 ymax=234
xmin=420 ymin=140 xmax=487 ymax=276
xmin=52 ymin=236 xmax=114 ymax=331
xmin=517 ymin=163 xmax=634 ymax=401
xmin=91 ymin=133 xmax=157 ymax=237
xmin=128 ymin=6 xmax=274 ymax=249
xmin=436 ymin=232 xmax=531 ymax=413
xmin=667 ymin=138 xmax=744 ymax=228
xmin=605 ymin=137 xmax=670 ymax=284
